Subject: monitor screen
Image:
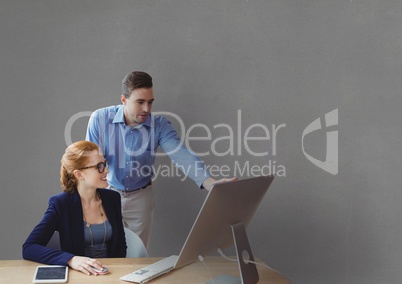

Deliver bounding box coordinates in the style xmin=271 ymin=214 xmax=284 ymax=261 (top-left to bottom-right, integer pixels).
xmin=174 ymin=175 xmax=274 ymax=269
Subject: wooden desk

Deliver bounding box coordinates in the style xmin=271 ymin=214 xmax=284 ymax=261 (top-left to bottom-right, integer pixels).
xmin=0 ymin=257 xmax=290 ymax=283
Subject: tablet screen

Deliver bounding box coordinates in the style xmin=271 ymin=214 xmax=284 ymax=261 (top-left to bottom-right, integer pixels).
xmin=33 ymin=266 xmax=68 ymax=283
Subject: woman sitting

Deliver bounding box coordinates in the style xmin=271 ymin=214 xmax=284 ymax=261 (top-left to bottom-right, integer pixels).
xmin=23 ymin=140 xmax=126 ymax=275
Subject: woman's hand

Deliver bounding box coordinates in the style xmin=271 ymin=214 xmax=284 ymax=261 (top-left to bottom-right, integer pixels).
xmin=67 ymin=256 xmax=108 ymax=276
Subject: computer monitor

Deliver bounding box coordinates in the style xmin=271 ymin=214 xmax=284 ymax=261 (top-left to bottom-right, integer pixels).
xmin=174 ymin=175 xmax=275 ymax=284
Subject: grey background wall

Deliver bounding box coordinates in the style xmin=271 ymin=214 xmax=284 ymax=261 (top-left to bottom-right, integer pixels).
xmin=1 ymin=1 xmax=401 ymax=283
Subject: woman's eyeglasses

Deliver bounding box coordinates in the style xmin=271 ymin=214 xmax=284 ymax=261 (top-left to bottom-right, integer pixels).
xmin=79 ymin=161 xmax=108 ymax=173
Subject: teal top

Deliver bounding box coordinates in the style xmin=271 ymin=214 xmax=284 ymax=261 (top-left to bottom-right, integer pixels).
xmin=84 ymin=219 xmax=112 ymax=258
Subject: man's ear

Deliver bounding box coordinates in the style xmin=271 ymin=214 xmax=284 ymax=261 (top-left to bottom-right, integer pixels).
xmin=121 ymin=95 xmax=126 ymax=105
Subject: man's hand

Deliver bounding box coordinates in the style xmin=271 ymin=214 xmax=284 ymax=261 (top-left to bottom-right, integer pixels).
xmin=202 ymin=177 xmax=238 ymax=191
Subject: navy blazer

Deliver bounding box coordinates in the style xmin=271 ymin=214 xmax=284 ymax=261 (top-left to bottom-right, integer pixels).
xmin=22 ymin=188 xmax=127 ymax=265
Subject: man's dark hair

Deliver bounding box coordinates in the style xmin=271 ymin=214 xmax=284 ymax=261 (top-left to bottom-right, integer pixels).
xmin=122 ymin=71 xmax=153 ymax=98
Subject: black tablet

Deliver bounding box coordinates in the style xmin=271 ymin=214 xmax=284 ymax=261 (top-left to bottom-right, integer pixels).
xmin=33 ymin=265 xmax=68 ymax=283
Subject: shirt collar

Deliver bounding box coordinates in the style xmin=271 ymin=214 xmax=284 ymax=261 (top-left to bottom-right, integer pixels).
xmin=112 ymin=106 xmax=125 ymax=124
xmin=112 ymin=105 xmax=152 ymax=128
xmin=141 ymin=115 xmax=152 ymax=128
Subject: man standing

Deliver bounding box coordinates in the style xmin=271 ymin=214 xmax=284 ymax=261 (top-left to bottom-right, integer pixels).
xmin=86 ymin=71 xmax=233 ymax=248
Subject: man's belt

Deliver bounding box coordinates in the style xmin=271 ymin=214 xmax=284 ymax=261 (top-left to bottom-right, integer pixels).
xmin=121 ymin=181 xmax=152 ymax=193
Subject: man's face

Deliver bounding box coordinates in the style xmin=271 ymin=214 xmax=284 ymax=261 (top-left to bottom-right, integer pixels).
xmin=121 ymin=87 xmax=154 ymax=126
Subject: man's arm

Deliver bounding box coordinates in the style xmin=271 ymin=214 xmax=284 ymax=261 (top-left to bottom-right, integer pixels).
xmin=86 ymin=111 xmax=100 ymax=142
xmin=85 ymin=110 xmax=106 ymax=154
xmin=157 ymin=117 xmax=210 ymax=187
xmin=157 ymin=115 xmax=236 ymax=189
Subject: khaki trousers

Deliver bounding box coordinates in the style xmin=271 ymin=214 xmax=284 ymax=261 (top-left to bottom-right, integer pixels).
xmin=110 ymin=185 xmax=155 ymax=250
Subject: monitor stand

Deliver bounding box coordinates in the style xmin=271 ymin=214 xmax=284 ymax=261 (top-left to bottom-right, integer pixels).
xmin=232 ymin=222 xmax=259 ymax=284
xmin=206 ymin=222 xmax=259 ymax=284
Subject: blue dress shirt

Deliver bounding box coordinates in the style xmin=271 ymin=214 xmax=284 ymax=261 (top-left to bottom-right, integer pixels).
xmin=86 ymin=105 xmax=211 ymax=191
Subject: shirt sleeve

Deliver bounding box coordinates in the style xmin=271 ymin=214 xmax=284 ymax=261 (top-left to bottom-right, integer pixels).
xmin=157 ymin=116 xmax=211 ymax=188
xmin=86 ymin=110 xmax=103 ymax=151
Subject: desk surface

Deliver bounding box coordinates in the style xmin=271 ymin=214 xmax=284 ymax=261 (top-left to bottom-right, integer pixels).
xmin=0 ymin=257 xmax=290 ymax=283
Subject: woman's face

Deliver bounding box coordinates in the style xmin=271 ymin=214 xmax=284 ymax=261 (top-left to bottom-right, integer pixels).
xmin=77 ymin=150 xmax=109 ymax=189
